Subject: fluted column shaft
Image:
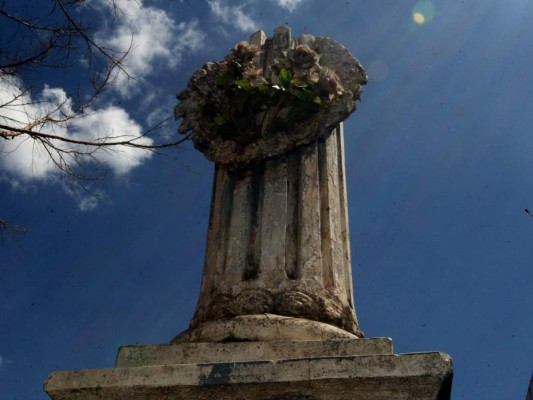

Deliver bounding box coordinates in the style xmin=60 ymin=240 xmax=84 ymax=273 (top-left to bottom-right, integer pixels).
xmin=191 ymin=124 xmax=361 ymax=336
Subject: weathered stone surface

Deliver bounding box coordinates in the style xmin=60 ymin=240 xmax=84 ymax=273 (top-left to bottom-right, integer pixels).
xmin=187 ymin=126 xmax=362 ymax=340
xmin=45 ymin=351 xmax=452 ymax=400
xmin=297 ymin=141 xmax=322 ymax=283
xmin=116 ymin=338 xmax=393 ymax=367
xmin=173 ymin=314 xmax=358 ymax=343
xmin=259 ymin=158 xmax=288 ymax=285
xmin=172 ymin=27 xmax=364 ymax=342
xmin=175 ymin=27 xmax=367 ymax=169
xmin=336 ymin=124 xmax=356 ymax=309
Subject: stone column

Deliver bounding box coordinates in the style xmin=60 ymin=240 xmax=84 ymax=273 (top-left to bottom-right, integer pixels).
xmin=175 ymin=27 xmax=362 ymax=342
xmin=179 ymin=126 xmax=361 ymax=339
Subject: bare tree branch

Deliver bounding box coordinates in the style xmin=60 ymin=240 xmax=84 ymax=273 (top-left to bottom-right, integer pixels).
xmin=0 ymin=123 xmax=190 ymax=149
xmin=0 ymin=218 xmax=29 ymax=244
xmin=0 ymin=0 xmax=190 ymax=243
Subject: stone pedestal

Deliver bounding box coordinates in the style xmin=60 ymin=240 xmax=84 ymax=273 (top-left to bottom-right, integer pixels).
xmin=45 ymin=336 xmax=453 ymax=400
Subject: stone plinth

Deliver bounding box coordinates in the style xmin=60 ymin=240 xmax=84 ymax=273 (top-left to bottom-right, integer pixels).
xmin=45 ymin=338 xmax=453 ymax=400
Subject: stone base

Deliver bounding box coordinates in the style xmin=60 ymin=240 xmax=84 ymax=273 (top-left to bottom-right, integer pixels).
xmin=44 ymin=338 xmax=452 ymax=400
xmin=172 ymin=314 xmax=360 ymax=343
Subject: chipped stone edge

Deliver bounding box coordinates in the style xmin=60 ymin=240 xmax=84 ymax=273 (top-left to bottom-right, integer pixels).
xmin=44 ymin=352 xmax=453 ymax=395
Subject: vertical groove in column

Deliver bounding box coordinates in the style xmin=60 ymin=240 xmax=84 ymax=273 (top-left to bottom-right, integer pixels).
xmin=297 ymin=141 xmax=323 ymax=281
xmin=243 ymin=164 xmax=264 ymax=280
xmin=212 ymin=167 xmax=234 ymax=293
xmin=242 ymin=29 xmax=268 ymax=282
xmin=260 ymin=156 xmax=288 ymax=285
xmin=337 ymin=124 xmax=355 ymax=309
xmin=224 ymin=170 xmax=253 ymax=287
xmin=197 ymin=164 xmax=223 ymax=305
xmin=285 ymin=151 xmax=300 ymax=279
xmin=321 ymin=130 xmax=347 ymax=293
xmin=318 ymin=138 xmax=335 ymax=290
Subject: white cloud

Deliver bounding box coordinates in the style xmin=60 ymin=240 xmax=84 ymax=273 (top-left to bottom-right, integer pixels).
xmin=63 ymin=187 xmax=105 ymax=212
xmin=0 ymin=75 xmax=153 ymax=208
xmin=97 ymin=1 xmax=205 ymax=96
xmin=70 ymin=107 xmax=151 ymax=175
xmin=274 ymin=0 xmax=306 ymax=12
xmin=208 ymin=0 xmax=257 ymax=32
xmin=0 ymin=2 xmax=204 ymax=210
xmin=78 ymin=194 xmax=100 ymax=212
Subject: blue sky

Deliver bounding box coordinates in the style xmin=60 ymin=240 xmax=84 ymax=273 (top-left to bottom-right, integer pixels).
xmin=1 ymin=0 xmax=533 ymax=398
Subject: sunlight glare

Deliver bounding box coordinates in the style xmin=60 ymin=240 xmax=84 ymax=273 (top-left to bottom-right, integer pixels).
xmin=413 ymin=12 xmax=426 ymax=24
xmin=412 ymin=1 xmax=435 ymax=25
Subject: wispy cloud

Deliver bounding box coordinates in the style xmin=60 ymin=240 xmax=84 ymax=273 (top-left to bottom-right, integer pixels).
xmin=0 ymin=354 xmax=10 ymax=369
xmin=0 ymin=354 xmax=13 ymax=369
xmin=207 ymin=0 xmax=257 ymax=32
xmin=63 ymin=187 xmax=106 ymax=212
xmin=97 ymin=1 xmax=205 ymax=96
xmin=274 ymin=0 xmax=307 ymax=12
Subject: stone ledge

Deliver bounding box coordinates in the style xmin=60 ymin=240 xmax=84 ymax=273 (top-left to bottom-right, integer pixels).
xmin=45 ymin=352 xmax=452 ymax=400
xmin=116 ymin=338 xmax=393 ymax=367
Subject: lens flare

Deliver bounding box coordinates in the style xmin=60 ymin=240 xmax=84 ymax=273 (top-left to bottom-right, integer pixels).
xmin=413 ymin=12 xmax=426 ymax=24
xmin=412 ymin=1 xmax=435 ymax=25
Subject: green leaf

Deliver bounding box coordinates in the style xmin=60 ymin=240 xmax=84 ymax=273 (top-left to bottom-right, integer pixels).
xmin=234 ymin=79 xmax=251 ymax=90
xmin=312 ymin=96 xmax=322 ymax=105
xmin=288 ymin=88 xmax=313 ymax=102
xmin=214 ymin=114 xmax=229 ymax=126
xmin=279 ymin=68 xmax=293 ymax=87
xmin=216 ymin=71 xmax=234 ymax=86
xmin=290 ymin=78 xmax=308 ymax=88
xmin=256 ymin=84 xmax=268 ymax=93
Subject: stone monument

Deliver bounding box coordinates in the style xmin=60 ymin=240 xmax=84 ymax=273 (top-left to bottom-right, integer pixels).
xmin=44 ymin=27 xmax=453 ymax=399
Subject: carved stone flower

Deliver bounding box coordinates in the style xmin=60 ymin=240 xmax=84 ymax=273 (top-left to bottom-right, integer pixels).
xmin=318 ymin=67 xmax=344 ymax=99
xmin=287 ymin=44 xmax=320 ymax=71
xmin=242 ymin=65 xmax=267 ymax=86
xmin=227 ymin=41 xmax=260 ymax=63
